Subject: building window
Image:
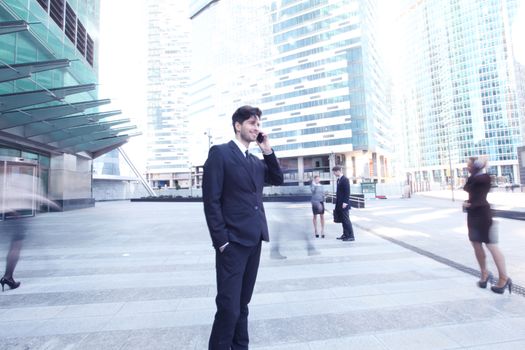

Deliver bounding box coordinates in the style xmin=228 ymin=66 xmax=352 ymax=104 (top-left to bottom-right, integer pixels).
xmin=49 ymin=0 xmax=65 ymax=29
xmin=86 ymin=34 xmax=94 ymax=65
xmin=64 ymin=3 xmax=76 ymax=43
xmin=76 ymin=19 xmax=86 ymax=55
xmin=39 ymin=0 xmax=95 ymax=67
xmin=37 ymin=0 xmax=48 ymax=11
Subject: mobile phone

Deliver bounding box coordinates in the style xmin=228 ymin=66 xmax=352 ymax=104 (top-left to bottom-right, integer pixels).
xmin=256 ymin=132 xmax=265 ymax=143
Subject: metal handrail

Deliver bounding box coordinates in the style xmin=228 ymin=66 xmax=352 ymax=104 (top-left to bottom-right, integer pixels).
xmin=325 ymin=193 xmax=366 ymax=205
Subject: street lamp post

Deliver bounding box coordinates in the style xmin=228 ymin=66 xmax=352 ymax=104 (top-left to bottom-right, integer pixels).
xmin=330 ymin=151 xmax=335 ymax=194
xmin=204 ymin=129 xmax=213 ymax=150
xmin=188 ymin=162 xmax=193 ymax=197
xmin=445 ymin=119 xmax=455 ymax=202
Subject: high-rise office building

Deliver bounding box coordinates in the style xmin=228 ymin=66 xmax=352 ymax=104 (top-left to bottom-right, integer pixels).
xmin=261 ymin=0 xmax=391 ymax=184
xmin=145 ymin=0 xmax=192 ymax=189
xmin=189 ymin=0 xmax=392 ymax=186
xmin=396 ymin=0 xmax=525 ymax=188
xmin=0 ymin=0 xmax=138 ymax=211
xmin=188 ymin=0 xmax=272 ymax=166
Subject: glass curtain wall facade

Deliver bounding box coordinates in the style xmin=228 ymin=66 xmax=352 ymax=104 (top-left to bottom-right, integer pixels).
xmin=145 ymin=0 xmax=192 ymax=189
xmin=188 ymin=0 xmax=273 ymax=169
xmin=1 ymin=0 xmax=137 ymax=209
xmin=261 ymin=0 xmax=391 ymax=184
xmin=0 ymin=0 xmax=99 ymax=210
xmin=397 ymin=0 xmax=525 ymax=190
xmin=189 ymin=0 xmax=392 ymax=186
xmin=1 ymin=0 xmax=98 ymax=96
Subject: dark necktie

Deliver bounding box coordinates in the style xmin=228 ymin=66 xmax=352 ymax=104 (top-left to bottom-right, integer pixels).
xmin=245 ymin=151 xmax=255 ymax=175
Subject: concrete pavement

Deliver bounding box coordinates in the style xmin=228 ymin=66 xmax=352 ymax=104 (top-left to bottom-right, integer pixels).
xmin=0 ymin=198 xmax=524 ymax=349
xmin=353 ymin=192 xmax=525 ymax=294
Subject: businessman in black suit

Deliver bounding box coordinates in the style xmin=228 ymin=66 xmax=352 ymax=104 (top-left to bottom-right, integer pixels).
xmin=332 ymin=165 xmax=355 ymax=241
xmin=203 ymin=105 xmax=283 ymax=350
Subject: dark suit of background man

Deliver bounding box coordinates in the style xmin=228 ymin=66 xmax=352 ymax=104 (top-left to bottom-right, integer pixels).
xmin=203 ymin=105 xmax=284 ymax=350
xmin=332 ymin=165 xmax=355 ymax=241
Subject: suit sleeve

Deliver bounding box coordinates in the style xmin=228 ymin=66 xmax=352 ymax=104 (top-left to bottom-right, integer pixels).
xmin=202 ymin=146 xmax=229 ymax=248
xmin=263 ymin=151 xmax=284 ymax=186
xmin=342 ymin=177 xmax=350 ymax=207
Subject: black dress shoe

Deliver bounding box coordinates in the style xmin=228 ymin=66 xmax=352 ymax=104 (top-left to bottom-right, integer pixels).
xmin=342 ymin=237 xmax=355 ymax=241
xmin=336 ymin=235 xmax=345 ymax=240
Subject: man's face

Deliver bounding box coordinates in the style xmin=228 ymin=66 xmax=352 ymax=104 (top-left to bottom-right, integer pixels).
xmin=237 ymin=115 xmax=260 ymax=143
xmin=333 ymin=170 xmax=341 ymax=177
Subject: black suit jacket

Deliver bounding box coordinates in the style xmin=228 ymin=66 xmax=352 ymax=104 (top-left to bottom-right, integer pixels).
xmin=202 ymin=141 xmax=283 ymax=248
xmin=335 ymin=175 xmax=350 ymax=210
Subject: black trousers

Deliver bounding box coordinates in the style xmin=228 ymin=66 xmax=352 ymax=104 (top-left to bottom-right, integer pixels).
xmin=341 ymin=209 xmax=354 ymax=239
xmin=209 ymin=241 xmax=262 ymax=350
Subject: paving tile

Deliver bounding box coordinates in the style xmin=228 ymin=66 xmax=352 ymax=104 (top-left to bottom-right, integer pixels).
xmin=2 ymin=201 xmax=524 ymax=350
xmin=375 ymin=328 xmax=462 ymax=350
xmin=0 ymin=334 xmax=87 ymax=350
xmin=308 ymin=335 xmax=388 ymax=350
xmin=31 ymin=315 xmax=113 ymax=337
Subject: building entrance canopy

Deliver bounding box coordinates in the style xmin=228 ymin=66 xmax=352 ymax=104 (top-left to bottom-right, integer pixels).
xmin=0 ymin=20 xmax=139 ymax=159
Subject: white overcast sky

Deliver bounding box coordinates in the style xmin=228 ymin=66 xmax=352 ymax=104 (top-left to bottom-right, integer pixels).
xmin=99 ymin=0 xmax=148 ymax=173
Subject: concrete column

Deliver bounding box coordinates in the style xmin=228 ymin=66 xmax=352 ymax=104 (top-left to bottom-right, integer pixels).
xmin=298 ymin=156 xmax=304 ymax=185
xmin=513 ymin=164 xmax=519 ymax=184
xmin=49 ymin=154 xmax=94 ymax=210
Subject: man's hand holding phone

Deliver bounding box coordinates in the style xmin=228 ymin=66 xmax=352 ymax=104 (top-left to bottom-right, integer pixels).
xmin=256 ymin=132 xmax=272 ymax=155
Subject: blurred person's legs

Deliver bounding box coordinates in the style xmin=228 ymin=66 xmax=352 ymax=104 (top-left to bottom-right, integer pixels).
xmin=312 ymin=214 xmax=319 ymax=237
xmin=341 ymin=209 xmax=354 ymax=241
xmin=3 ymin=239 xmax=22 ymax=279
xmin=311 ymin=202 xmax=325 ymax=238
xmin=471 ymin=241 xmax=490 ymax=287
xmin=311 ymin=202 xmax=319 ymax=237
xmin=319 ymin=212 xmax=325 ymax=238
xmin=486 ymin=243 xmax=508 ymax=288
xmin=1 ymin=218 xmax=26 ymax=291
xmin=303 ymin=224 xmax=320 ymax=256
xmin=269 ymin=231 xmax=286 ymax=259
xmin=267 ymin=208 xmax=286 ymax=259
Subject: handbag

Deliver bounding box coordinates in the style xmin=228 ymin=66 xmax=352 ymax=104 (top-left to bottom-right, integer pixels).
xmin=333 ymin=209 xmax=342 ymax=223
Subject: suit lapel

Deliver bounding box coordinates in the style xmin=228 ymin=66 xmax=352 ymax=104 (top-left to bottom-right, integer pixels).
xmin=228 ymin=141 xmax=256 ymax=189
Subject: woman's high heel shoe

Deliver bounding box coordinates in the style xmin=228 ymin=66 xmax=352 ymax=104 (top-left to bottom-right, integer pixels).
xmin=491 ymin=278 xmax=512 ymax=294
xmin=477 ymin=272 xmax=492 ymax=289
xmin=0 ymin=277 xmax=20 ymax=292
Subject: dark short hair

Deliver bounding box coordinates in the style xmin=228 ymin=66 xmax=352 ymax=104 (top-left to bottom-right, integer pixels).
xmin=232 ymin=105 xmax=262 ymax=133
xmin=332 ymin=165 xmax=342 ymax=172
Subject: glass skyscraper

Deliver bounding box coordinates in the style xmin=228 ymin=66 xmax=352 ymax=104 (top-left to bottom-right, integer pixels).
xmin=262 ymin=0 xmax=391 ymax=184
xmin=145 ymin=0 xmax=192 ymax=188
xmin=189 ymin=0 xmax=392 ymax=185
xmin=396 ymin=0 xmax=525 ymax=188
xmin=188 ymin=0 xmax=272 ymax=168
xmin=0 ymin=0 xmax=138 ymax=209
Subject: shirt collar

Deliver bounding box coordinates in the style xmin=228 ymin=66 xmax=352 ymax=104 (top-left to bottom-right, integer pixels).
xmin=232 ymin=138 xmax=249 ymax=156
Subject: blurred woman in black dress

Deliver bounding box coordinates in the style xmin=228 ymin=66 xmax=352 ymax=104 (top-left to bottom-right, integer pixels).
xmin=463 ymin=157 xmax=511 ymax=294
